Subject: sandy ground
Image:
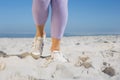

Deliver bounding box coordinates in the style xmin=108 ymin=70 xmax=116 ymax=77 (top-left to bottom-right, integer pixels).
xmin=0 ymin=35 xmax=120 ymax=80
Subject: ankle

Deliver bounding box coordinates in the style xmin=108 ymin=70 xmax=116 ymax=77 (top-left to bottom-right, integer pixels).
xmin=51 ymin=38 xmax=61 ymax=52
xmin=35 ymin=32 xmax=41 ymax=37
xmin=36 ymin=33 xmax=46 ymax=38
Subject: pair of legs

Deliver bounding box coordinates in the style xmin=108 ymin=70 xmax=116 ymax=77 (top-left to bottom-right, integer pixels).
xmin=32 ymin=0 xmax=68 ymax=52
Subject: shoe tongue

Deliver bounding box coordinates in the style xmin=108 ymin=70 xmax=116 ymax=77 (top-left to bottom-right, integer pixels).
xmin=53 ymin=50 xmax=60 ymax=53
xmin=53 ymin=51 xmax=61 ymax=55
xmin=37 ymin=37 xmax=43 ymax=40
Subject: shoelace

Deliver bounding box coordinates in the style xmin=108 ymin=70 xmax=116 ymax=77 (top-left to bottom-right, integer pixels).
xmin=32 ymin=38 xmax=43 ymax=50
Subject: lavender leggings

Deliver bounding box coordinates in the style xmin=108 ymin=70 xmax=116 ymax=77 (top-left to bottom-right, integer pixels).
xmin=32 ymin=0 xmax=68 ymax=39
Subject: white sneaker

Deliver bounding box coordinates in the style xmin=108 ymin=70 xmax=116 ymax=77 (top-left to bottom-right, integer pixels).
xmin=31 ymin=36 xmax=44 ymax=59
xmin=51 ymin=51 xmax=68 ymax=63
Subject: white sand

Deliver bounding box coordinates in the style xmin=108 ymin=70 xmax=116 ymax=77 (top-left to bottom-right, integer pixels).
xmin=0 ymin=35 xmax=120 ymax=80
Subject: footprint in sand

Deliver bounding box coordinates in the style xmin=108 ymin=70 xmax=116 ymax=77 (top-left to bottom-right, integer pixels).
xmin=51 ymin=64 xmax=74 ymax=79
xmin=75 ymin=54 xmax=94 ymax=74
xmin=101 ymin=50 xmax=115 ymax=58
xmin=75 ymin=54 xmax=93 ymax=68
xmin=101 ymin=62 xmax=115 ymax=77
xmin=75 ymin=42 xmax=80 ymax=45
xmin=0 ymin=61 xmax=6 ymax=71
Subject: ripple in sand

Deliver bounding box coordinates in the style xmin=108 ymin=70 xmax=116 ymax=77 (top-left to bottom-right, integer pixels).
xmin=0 ymin=51 xmax=31 ymax=59
xmin=9 ymin=73 xmax=45 ymax=80
xmin=18 ymin=52 xmax=30 ymax=59
xmin=0 ymin=51 xmax=8 ymax=57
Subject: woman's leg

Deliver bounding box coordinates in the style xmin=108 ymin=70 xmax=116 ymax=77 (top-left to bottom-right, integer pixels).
xmin=32 ymin=0 xmax=50 ymax=37
xmin=31 ymin=0 xmax=51 ymax=59
xmin=51 ymin=0 xmax=68 ymax=51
